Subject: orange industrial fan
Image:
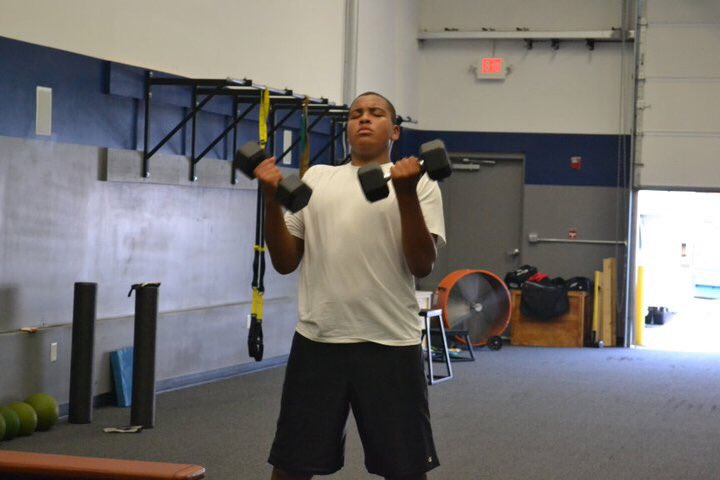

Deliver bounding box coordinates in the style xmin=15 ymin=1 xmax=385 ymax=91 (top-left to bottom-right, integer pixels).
xmin=432 ymin=269 xmax=512 ymax=349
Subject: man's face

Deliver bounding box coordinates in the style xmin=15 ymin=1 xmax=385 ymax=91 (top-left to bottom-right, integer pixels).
xmin=346 ymin=94 xmax=400 ymax=156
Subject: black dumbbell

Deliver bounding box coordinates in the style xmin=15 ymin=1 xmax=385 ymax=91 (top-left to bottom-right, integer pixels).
xmin=357 ymin=139 xmax=452 ymax=202
xmin=233 ymin=141 xmax=312 ymax=213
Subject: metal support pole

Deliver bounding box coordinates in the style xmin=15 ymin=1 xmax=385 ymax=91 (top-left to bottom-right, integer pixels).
xmin=624 ymin=0 xmax=645 ymax=347
xmin=129 ymin=282 xmax=161 ymax=429
xmin=190 ymin=86 xmax=198 ymax=182
xmin=142 ymin=72 xmax=153 ymax=178
xmin=69 ymin=282 xmax=97 ymax=424
xmin=343 ymin=0 xmax=359 ymax=105
xmin=232 ymin=97 xmax=239 ymax=184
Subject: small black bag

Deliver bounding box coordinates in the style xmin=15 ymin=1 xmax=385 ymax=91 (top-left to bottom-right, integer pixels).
xmin=504 ymin=265 xmax=538 ymax=289
xmin=566 ymin=276 xmax=593 ymax=292
xmin=520 ymin=280 xmax=570 ymax=320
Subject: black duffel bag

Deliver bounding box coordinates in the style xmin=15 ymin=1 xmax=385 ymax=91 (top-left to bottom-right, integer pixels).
xmin=566 ymin=276 xmax=593 ymax=292
xmin=520 ymin=280 xmax=569 ymax=320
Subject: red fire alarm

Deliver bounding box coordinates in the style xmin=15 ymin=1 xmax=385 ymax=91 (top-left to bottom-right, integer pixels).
xmin=568 ymin=228 xmax=578 ymax=240
xmin=570 ymin=156 xmax=582 ymax=170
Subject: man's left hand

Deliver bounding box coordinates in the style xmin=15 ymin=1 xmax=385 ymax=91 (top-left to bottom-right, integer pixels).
xmin=390 ymin=156 xmax=422 ymax=196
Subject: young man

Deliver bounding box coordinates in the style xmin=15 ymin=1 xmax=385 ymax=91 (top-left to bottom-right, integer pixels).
xmin=254 ymin=92 xmax=446 ymax=480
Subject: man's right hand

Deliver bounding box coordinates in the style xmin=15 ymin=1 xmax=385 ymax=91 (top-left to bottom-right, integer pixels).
xmin=253 ymin=156 xmax=282 ymax=201
xmin=254 ymin=155 xmax=306 ymax=274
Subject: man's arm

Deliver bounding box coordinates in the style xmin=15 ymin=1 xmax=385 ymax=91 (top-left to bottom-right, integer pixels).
xmin=391 ymin=157 xmax=437 ymax=278
xmin=254 ymin=158 xmax=304 ymax=274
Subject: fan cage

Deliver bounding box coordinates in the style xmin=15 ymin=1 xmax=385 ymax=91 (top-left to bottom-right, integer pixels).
xmin=432 ymin=269 xmax=512 ymax=347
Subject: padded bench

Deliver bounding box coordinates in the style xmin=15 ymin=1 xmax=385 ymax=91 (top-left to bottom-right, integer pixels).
xmin=0 ymin=450 xmax=205 ymax=479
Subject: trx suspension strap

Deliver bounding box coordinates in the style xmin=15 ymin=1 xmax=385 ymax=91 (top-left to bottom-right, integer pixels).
xmin=248 ymin=88 xmax=270 ymax=361
xmin=299 ymin=96 xmax=310 ymax=178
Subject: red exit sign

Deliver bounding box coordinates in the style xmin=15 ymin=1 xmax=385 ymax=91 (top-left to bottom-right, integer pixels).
xmin=481 ymin=57 xmax=503 ymax=74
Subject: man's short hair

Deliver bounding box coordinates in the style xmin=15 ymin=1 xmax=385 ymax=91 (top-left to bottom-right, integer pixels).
xmin=351 ymin=92 xmax=398 ymax=125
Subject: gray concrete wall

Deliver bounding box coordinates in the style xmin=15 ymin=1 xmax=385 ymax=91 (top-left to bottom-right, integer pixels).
xmin=522 ymin=184 xmax=627 ymax=279
xmin=0 ymin=135 xmax=299 ymax=405
xmin=419 ymin=182 xmax=626 ymax=290
xmin=0 ymin=134 xmax=629 ymax=407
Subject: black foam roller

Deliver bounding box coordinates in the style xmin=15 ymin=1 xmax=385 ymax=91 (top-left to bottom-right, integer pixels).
xmin=69 ymin=282 xmax=97 ymax=424
xmin=130 ymin=283 xmax=160 ymax=429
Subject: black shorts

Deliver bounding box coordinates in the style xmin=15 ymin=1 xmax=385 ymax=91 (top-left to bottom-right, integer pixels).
xmin=268 ymin=332 xmax=440 ymax=477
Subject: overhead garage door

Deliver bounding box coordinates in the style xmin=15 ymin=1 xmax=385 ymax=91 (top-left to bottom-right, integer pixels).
xmin=634 ymin=0 xmax=720 ymax=190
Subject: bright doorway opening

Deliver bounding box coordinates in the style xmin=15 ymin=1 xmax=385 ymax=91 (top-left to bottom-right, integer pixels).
xmin=636 ymin=190 xmax=720 ymax=352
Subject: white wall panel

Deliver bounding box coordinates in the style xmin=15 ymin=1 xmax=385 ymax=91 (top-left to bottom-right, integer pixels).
xmin=420 ymin=0 xmax=624 ymax=31
xmin=635 ymin=0 xmax=720 ymax=189
xmin=644 ymin=26 xmax=720 ymax=78
xmin=642 ymin=82 xmax=720 ymax=133
xmin=0 ymin=0 xmax=345 ymax=101
xmin=637 ymin=135 xmax=720 ymax=189
xmin=646 ymin=0 xmax=720 ymax=23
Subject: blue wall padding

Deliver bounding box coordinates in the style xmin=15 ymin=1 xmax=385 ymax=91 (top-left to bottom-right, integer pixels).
xmin=0 ymin=35 xmax=333 ymax=166
xmin=0 ymin=37 xmax=129 ymax=147
xmin=398 ymin=129 xmax=630 ymax=187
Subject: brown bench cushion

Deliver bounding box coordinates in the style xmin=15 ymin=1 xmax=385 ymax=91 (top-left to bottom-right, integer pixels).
xmin=0 ymin=450 xmax=205 ymax=479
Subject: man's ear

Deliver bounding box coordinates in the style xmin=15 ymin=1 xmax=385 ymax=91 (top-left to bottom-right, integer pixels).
xmin=390 ymin=124 xmax=401 ymax=142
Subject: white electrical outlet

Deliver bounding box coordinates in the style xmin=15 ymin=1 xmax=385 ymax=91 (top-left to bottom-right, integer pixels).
xmin=50 ymin=342 xmax=58 ymax=362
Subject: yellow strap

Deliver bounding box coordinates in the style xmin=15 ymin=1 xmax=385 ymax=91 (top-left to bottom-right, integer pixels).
xmin=251 ymin=287 xmax=257 ymax=316
xmin=257 ymin=294 xmax=263 ymax=321
xmin=253 ymin=244 xmax=266 ymax=252
xmin=258 ymin=88 xmax=270 ymax=148
xmin=251 ymin=287 xmax=264 ymax=320
xmin=299 ymin=96 xmax=310 ymax=177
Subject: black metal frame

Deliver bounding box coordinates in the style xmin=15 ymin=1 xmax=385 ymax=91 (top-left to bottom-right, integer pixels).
xmin=142 ymin=72 xmax=350 ymax=182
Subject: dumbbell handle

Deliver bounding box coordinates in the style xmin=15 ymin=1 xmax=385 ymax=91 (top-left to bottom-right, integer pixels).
xmin=234 ymin=141 xmax=312 ymax=213
xmin=380 ymin=158 xmax=427 ymax=182
xmin=358 ymin=139 xmax=450 ymax=203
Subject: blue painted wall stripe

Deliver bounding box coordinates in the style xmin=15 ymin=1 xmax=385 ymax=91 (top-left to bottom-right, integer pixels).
xmin=0 ymin=35 xmax=333 ymax=166
xmin=1 ymin=35 xmax=629 ymax=184
xmin=398 ymin=129 xmax=630 ymax=187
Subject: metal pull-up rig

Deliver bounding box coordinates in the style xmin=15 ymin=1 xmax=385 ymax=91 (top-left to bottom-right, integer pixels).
xmin=142 ymin=73 xmax=351 ymax=183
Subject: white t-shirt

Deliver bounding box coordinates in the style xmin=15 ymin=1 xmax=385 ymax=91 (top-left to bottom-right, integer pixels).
xmin=284 ymin=161 xmax=446 ymax=346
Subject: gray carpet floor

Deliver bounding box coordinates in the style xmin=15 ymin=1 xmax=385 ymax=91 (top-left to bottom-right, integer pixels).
xmin=4 ymin=346 xmax=720 ymax=479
